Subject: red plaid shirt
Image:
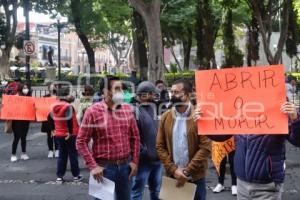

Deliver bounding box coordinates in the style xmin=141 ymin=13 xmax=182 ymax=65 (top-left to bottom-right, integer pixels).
xmin=76 ymin=101 xmax=140 ymax=170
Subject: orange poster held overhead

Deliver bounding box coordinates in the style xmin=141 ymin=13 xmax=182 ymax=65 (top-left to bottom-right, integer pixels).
xmin=0 ymin=95 xmax=36 ymax=121
xmin=35 ymin=97 xmax=58 ymax=122
xmin=212 ymin=138 xmax=235 ymax=175
xmin=195 ymin=65 xmax=288 ymax=135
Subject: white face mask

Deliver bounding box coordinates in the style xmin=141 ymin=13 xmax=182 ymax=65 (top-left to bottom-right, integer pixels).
xmin=112 ymin=92 xmax=124 ymax=104
xmin=22 ymin=89 xmax=29 ymax=95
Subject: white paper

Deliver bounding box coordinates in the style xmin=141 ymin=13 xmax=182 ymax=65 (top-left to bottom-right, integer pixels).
xmin=88 ymin=174 xmax=115 ymax=200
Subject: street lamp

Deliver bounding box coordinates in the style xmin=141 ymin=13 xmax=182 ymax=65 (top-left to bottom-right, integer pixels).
xmin=57 ymin=14 xmax=62 ymax=81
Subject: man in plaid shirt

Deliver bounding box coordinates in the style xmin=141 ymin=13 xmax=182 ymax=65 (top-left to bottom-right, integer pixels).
xmin=76 ymin=76 xmax=140 ymax=200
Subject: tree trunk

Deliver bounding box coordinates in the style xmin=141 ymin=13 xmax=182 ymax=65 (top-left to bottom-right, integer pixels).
xmin=70 ymin=0 xmax=95 ymax=73
xmin=0 ymin=49 xmax=11 ymax=79
xmin=170 ymin=47 xmax=182 ymax=71
xmin=182 ymin=29 xmax=192 ymax=71
xmin=129 ymin=0 xmax=164 ymax=82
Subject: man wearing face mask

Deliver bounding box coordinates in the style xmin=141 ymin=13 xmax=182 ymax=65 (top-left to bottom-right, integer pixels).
xmin=131 ymin=81 xmax=162 ymax=200
xmin=76 ymin=75 xmax=140 ymax=200
xmin=156 ymin=79 xmax=211 ymax=200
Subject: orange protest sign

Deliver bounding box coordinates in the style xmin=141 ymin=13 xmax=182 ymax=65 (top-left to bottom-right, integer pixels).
xmin=35 ymin=97 xmax=58 ymax=122
xmin=212 ymin=137 xmax=235 ymax=175
xmin=0 ymin=95 xmax=36 ymax=121
xmin=195 ymin=65 xmax=288 ymax=135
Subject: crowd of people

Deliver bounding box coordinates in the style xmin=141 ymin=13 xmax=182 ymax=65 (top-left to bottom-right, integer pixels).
xmin=2 ymin=74 xmax=300 ymax=200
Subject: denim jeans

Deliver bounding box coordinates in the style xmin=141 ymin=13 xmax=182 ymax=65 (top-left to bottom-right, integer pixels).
xmin=96 ymin=162 xmax=132 ymax=200
xmin=194 ymin=178 xmax=206 ymax=200
xmin=56 ymin=136 xmax=80 ymax=178
xmin=131 ymin=162 xmax=163 ymax=200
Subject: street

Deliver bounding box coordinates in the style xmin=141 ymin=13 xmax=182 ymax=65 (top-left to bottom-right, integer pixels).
xmin=0 ymin=122 xmax=299 ymax=200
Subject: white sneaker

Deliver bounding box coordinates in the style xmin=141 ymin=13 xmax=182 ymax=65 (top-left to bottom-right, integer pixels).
xmin=232 ymin=185 xmax=237 ymax=196
xmin=21 ymin=153 xmax=29 ymax=160
xmin=55 ymin=150 xmax=59 ymax=158
xmin=48 ymin=151 xmax=54 ymax=158
xmin=10 ymin=155 xmax=18 ymax=162
xmin=213 ymin=183 xmax=225 ymax=193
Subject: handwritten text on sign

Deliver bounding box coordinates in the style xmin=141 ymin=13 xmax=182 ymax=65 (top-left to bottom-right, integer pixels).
xmin=212 ymin=138 xmax=235 ymax=175
xmin=0 ymin=95 xmax=36 ymax=121
xmin=195 ymin=65 xmax=288 ymax=135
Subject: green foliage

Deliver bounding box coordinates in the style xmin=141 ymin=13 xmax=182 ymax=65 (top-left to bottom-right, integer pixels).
xmin=170 ymin=63 xmax=178 ymax=74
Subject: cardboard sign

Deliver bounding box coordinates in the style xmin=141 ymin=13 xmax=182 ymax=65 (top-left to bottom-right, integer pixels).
xmin=0 ymin=95 xmax=36 ymax=121
xmin=212 ymin=137 xmax=235 ymax=175
xmin=159 ymin=176 xmax=197 ymax=200
xmin=35 ymin=97 xmax=57 ymax=122
xmin=195 ymin=65 xmax=288 ymax=135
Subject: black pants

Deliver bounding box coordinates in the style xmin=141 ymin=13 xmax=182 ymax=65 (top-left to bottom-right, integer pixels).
xmin=56 ymin=136 xmax=80 ymax=178
xmin=47 ymin=131 xmax=58 ymax=151
xmin=218 ymin=151 xmax=237 ymax=186
xmin=12 ymin=121 xmax=30 ymax=155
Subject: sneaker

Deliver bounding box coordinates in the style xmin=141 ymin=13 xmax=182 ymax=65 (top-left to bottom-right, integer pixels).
xmin=48 ymin=151 xmax=54 ymax=158
xmin=55 ymin=150 xmax=59 ymax=158
xmin=56 ymin=177 xmax=64 ymax=184
xmin=10 ymin=155 xmax=18 ymax=162
xmin=213 ymin=183 xmax=225 ymax=193
xmin=20 ymin=153 xmax=29 ymax=160
xmin=73 ymin=175 xmax=84 ymax=182
xmin=232 ymin=185 xmax=237 ymax=196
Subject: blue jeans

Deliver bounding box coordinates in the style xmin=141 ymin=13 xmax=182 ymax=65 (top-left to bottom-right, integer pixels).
xmin=131 ymin=162 xmax=162 ymax=200
xmin=56 ymin=136 xmax=80 ymax=178
xmin=194 ymin=178 xmax=206 ymax=200
xmin=96 ymin=162 xmax=132 ymax=200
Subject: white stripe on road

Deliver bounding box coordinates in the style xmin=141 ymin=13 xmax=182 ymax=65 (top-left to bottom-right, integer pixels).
xmin=0 ymin=132 xmax=45 ymax=150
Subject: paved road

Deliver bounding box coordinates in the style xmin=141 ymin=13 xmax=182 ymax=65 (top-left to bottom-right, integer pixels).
xmin=0 ymin=122 xmax=299 ymax=200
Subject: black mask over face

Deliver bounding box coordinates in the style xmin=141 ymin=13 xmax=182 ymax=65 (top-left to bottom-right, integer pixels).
xmin=170 ymin=95 xmax=185 ymax=107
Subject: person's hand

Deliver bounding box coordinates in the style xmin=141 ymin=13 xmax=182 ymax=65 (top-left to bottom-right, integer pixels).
xmin=129 ymin=162 xmax=138 ymax=180
xmin=193 ymin=106 xmax=203 ymax=122
xmin=174 ymin=168 xmax=188 ymax=188
xmin=65 ymin=133 xmax=70 ymax=140
xmin=91 ymin=166 xmax=104 ymax=183
xmin=281 ymin=102 xmax=298 ymax=121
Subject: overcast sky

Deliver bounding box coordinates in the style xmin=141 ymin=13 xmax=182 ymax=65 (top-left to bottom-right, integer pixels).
xmin=17 ymin=8 xmax=67 ymax=23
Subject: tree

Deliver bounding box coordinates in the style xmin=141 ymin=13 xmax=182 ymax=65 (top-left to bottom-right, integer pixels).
xmin=246 ymin=13 xmax=260 ymax=66
xmin=247 ymin=0 xmax=291 ymax=64
xmin=0 ymin=0 xmax=18 ymax=78
xmin=286 ymin=0 xmax=298 ymax=66
xmin=222 ymin=9 xmax=244 ymax=67
xmin=161 ymin=0 xmax=197 ymax=71
xmin=132 ymin=10 xmax=148 ymax=80
xmin=196 ymin=0 xmax=221 ymax=69
xmin=128 ymin=0 xmax=164 ymax=82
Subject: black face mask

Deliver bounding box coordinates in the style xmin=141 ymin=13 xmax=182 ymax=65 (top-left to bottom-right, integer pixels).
xmin=170 ymin=96 xmax=184 ymax=105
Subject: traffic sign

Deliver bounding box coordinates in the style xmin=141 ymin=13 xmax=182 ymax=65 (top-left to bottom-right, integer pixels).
xmin=24 ymin=40 xmax=35 ymax=56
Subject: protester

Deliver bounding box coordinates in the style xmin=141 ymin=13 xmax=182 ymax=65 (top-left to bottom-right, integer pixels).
xmin=212 ymin=150 xmax=237 ymax=196
xmin=155 ymin=80 xmax=170 ymax=115
xmin=74 ymin=85 xmax=94 ymax=123
xmin=51 ymin=86 xmax=82 ymax=183
xmin=4 ymin=77 xmax=21 ymax=95
xmin=128 ymin=70 xmax=140 ymax=88
xmin=76 ymin=75 xmax=140 ymax=200
xmin=41 ymin=83 xmax=58 ymax=158
xmin=286 ymin=75 xmax=297 ymax=102
xmin=131 ymin=81 xmax=162 ymax=200
xmin=11 ymin=82 xmax=31 ymax=162
xmin=156 ymin=79 xmax=211 ymax=200
xmin=194 ymin=102 xmax=300 ymax=200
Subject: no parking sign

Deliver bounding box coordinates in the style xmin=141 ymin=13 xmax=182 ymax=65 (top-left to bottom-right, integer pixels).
xmin=23 ymin=40 xmax=35 ymax=56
